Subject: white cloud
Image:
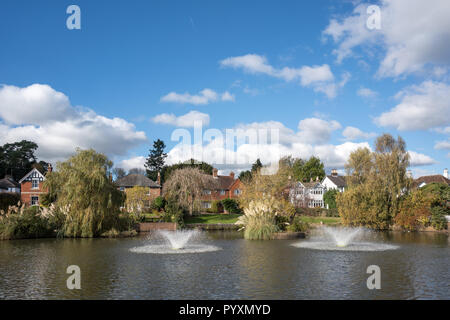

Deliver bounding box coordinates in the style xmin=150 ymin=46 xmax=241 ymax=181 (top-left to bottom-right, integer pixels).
xmin=160 ymin=88 xmax=234 ymax=105
xmin=342 ymin=126 xmax=376 ymax=141
xmin=220 ymin=54 xmax=348 ymax=98
xmin=323 ymin=0 xmax=450 ymax=78
xmin=0 ymin=84 xmax=147 ymax=163
xmin=297 ymin=118 xmax=342 ymax=144
xmin=151 ymin=110 xmax=210 ymax=127
xmin=374 ymin=81 xmax=450 ymax=131
xmin=357 ymin=87 xmax=378 ymax=98
xmin=408 ymin=151 xmax=437 ymax=166
xmin=0 ymin=84 xmax=76 ymax=125
xmin=164 ymin=117 xmax=363 ymax=171
xmin=119 ymin=156 xmax=146 ymax=171
xmin=434 ymin=140 xmax=450 ymax=150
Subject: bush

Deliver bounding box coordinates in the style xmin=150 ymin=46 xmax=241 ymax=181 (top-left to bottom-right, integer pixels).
xmin=431 ymin=206 xmax=448 ymax=230
xmin=236 ymin=199 xmax=280 ymax=240
xmin=0 ymin=205 xmax=56 ymax=240
xmin=286 ymin=216 xmax=309 ymax=232
xmin=275 ymin=215 xmax=290 ymax=231
xmin=221 ymin=198 xmax=241 ymax=214
xmin=323 ymin=189 xmax=338 ymax=209
xmin=151 ymin=196 xmax=166 ymax=211
xmin=164 ymin=197 xmax=184 ymax=228
xmin=326 ymin=208 xmax=339 ymax=217
xmin=0 ymin=193 xmax=20 ymax=212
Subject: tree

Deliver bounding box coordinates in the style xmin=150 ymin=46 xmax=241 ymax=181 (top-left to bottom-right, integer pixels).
xmin=251 ymin=159 xmax=263 ymax=173
xmin=290 ymin=156 xmax=325 ymax=182
xmin=0 ymin=140 xmax=39 ymax=180
xmin=323 ymin=189 xmax=338 ymax=209
xmin=113 ymin=167 xmax=127 ymax=180
xmin=125 ymin=186 xmax=149 ymax=213
xmin=337 ymin=134 xmax=410 ymax=230
xmin=238 ymin=170 xmax=252 ymax=183
xmin=345 ymin=147 xmax=373 ymax=186
xmin=162 ymin=167 xmax=217 ymax=215
xmin=43 ymin=149 xmax=125 ymax=237
xmin=145 ymin=139 xmax=167 ymax=181
xmin=161 ymin=159 xmax=213 ymax=184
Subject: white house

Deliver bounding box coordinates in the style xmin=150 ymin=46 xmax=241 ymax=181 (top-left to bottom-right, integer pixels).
xmin=321 ymin=169 xmax=347 ymax=193
xmin=289 ymin=179 xmax=326 ymax=208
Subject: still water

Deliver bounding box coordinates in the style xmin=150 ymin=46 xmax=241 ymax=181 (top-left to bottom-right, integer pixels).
xmin=0 ymin=231 xmax=449 ymax=299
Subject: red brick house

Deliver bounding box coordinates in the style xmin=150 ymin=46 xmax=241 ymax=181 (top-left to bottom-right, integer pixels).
xmin=115 ymin=173 xmax=162 ymax=204
xmin=200 ymin=168 xmax=242 ymax=211
xmin=19 ymin=167 xmax=50 ymax=206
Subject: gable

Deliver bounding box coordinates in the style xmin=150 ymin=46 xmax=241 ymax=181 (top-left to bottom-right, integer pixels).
xmin=18 ymin=168 xmax=46 ymax=184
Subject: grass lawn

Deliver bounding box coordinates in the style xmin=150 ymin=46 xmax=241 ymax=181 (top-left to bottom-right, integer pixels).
xmin=185 ymin=214 xmax=242 ymax=224
xmin=299 ymin=215 xmax=342 ymax=225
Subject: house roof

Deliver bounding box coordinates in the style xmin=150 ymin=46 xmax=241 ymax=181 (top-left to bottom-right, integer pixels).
xmin=0 ymin=176 xmax=20 ymax=189
xmin=214 ymin=175 xmax=236 ymax=190
xmin=325 ymin=175 xmax=347 ymax=188
xmin=18 ymin=168 xmax=46 ymax=184
xmin=115 ymin=174 xmax=160 ymax=188
xmin=414 ymin=175 xmax=450 ymax=187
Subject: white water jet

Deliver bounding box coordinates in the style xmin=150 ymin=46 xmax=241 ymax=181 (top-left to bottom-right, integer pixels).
xmin=129 ymin=230 xmax=221 ymax=254
xmin=292 ymin=226 xmax=399 ymax=251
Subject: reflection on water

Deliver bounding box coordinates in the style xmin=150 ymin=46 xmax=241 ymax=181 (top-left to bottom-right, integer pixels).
xmin=0 ymin=231 xmax=448 ymax=299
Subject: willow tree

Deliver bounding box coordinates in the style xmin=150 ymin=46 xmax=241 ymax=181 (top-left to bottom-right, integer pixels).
xmin=337 ymin=134 xmax=410 ymax=229
xmin=44 ymin=149 xmax=124 ymax=237
xmin=162 ymin=167 xmax=217 ymax=215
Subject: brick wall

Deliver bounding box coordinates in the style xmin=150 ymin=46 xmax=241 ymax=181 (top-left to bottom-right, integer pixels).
xmin=136 ymin=222 xmax=177 ymax=232
xmin=20 ymin=181 xmax=47 ymax=206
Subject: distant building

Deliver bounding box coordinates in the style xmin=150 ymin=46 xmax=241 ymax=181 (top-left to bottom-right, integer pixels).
xmin=289 ymin=178 xmax=326 ymax=208
xmin=414 ymin=168 xmax=450 ymax=188
xmin=0 ymin=175 xmax=20 ymax=193
xmin=322 ymin=169 xmax=347 ymax=192
xmin=115 ymin=173 xmax=162 ymax=202
xmin=19 ymin=166 xmax=51 ymax=206
xmin=200 ymin=168 xmax=242 ymax=210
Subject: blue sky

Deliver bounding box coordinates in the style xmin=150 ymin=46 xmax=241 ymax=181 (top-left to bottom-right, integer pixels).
xmin=0 ymin=0 xmax=449 ymax=177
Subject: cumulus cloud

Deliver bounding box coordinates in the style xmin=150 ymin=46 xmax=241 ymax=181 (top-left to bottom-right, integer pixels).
xmin=151 ymin=110 xmax=210 ymax=127
xmin=434 ymin=140 xmax=450 ymax=150
xmin=163 ymin=117 xmax=365 ymax=171
xmin=220 ymin=54 xmax=348 ymax=98
xmin=323 ymin=0 xmax=450 ymax=78
xmin=342 ymin=126 xmax=376 ymax=141
xmin=119 ymin=156 xmax=146 ymax=171
xmin=374 ymin=81 xmax=450 ymax=131
xmin=0 ymin=84 xmax=147 ymax=163
xmin=408 ymin=151 xmax=437 ymax=166
xmin=160 ymin=88 xmax=234 ymax=105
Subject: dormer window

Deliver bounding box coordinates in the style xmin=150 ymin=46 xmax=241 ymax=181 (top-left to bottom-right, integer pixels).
xmin=32 ymin=179 xmax=39 ymax=189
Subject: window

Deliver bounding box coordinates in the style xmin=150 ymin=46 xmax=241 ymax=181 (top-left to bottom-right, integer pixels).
xmin=234 ymin=189 xmax=241 ymax=195
xmin=202 ymin=201 xmax=212 ymax=209
xmin=309 ymin=200 xmax=323 ymax=208
xmin=32 ymin=179 xmax=39 ymax=189
xmin=220 ymin=190 xmax=226 ymax=195
xmin=31 ymin=196 xmax=39 ymax=206
xmin=203 ymin=189 xmax=211 ymax=195
xmin=120 ymin=187 xmax=125 ymax=191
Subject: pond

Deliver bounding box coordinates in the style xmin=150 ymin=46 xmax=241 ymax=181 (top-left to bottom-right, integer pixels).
xmin=0 ymin=230 xmax=449 ymax=299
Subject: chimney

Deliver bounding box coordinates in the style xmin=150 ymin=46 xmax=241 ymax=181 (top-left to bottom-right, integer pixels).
xmin=406 ymin=170 xmax=412 ymax=179
xmin=229 ymin=171 xmax=235 ymax=179
xmin=157 ymin=171 xmax=161 ymax=185
xmin=47 ymin=164 xmax=53 ymax=173
xmin=331 ymin=169 xmax=338 ymax=177
xmin=444 ymin=168 xmax=448 ymax=179
xmin=213 ymin=168 xmax=218 ymax=178
xmin=316 ymin=176 xmax=319 ymax=181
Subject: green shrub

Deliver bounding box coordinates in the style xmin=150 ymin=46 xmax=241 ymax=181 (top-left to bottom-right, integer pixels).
xmin=326 ymin=208 xmax=339 ymax=217
xmin=0 ymin=193 xmax=20 ymax=212
xmin=323 ymin=189 xmax=338 ymax=209
xmin=164 ymin=197 xmax=184 ymax=228
xmin=221 ymin=198 xmax=241 ymax=213
xmin=151 ymin=196 xmax=166 ymax=211
xmin=275 ymin=215 xmax=290 ymax=231
xmin=286 ymin=216 xmax=309 ymax=232
xmin=211 ymin=200 xmax=223 ymax=213
xmin=431 ymin=206 xmax=448 ymax=230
